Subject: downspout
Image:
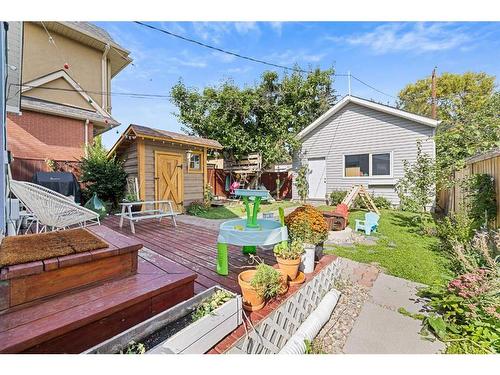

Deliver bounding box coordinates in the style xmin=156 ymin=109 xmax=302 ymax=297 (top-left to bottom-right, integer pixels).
xmin=101 ymin=44 xmax=110 ymax=112
xmin=279 ymin=290 xmax=341 ymax=354
xmin=84 ymin=119 xmax=89 ymax=156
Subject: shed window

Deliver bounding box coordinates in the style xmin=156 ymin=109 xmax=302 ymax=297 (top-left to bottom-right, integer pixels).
xmin=344 ymin=152 xmax=391 ymax=177
xmin=345 ymin=154 xmax=369 ymax=177
xmin=189 ymin=152 xmax=202 ymax=172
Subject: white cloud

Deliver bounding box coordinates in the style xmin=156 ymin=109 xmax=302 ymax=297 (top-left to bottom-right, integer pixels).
xmin=327 ymin=23 xmax=473 ymax=54
xmin=192 ymin=22 xmax=231 ymax=44
xmin=266 ymin=49 xmax=326 ymax=66
xmin=234 ymin=22 xmax=259 ymax=34
xmin=269 ymin=22 xmax=283 ymax=35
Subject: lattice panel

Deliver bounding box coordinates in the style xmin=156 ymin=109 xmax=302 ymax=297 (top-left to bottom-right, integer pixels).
xmin=227 ymin=258 xmax=341 ymax=354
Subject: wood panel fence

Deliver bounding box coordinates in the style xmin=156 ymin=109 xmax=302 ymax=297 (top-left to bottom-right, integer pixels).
xmin=438 ymin=149 xmax=499 ymax=228
xmin=207 ymin=167 xmax=293 ymax=199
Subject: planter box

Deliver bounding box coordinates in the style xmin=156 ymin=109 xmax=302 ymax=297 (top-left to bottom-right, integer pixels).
xmin=85 ymin=286 xmax=242 ymax=354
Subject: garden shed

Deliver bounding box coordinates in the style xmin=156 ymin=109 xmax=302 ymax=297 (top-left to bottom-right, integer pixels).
xmin=109 ymin=124 xmax=223 ymax=211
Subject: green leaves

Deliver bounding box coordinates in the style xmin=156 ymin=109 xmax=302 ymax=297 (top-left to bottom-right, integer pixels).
xmin=170 ymin=68 xmax=336 ymax=168
xmin=397 ymin=72 xmax=499 ymax=183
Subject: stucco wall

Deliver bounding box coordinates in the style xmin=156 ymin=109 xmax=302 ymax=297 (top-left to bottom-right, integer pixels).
xmin=22 ymin=22 xmax=107 ymax=108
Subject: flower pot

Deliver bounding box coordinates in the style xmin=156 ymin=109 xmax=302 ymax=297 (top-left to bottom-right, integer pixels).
xmin=277 ymin=269 xmax=289 ymax=295
xmin=300 ymin=243 xmax=315 ymax=274
xmin=315 ymin=243 xmax=324 ymax=261
xmin=238 ymin=270 xmax=265 ymax=311
xmin=276 ymin=256 xmax=301 ymax=281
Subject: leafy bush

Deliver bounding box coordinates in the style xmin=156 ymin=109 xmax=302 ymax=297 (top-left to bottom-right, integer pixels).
xmin=395 ymin=140 xmax=436 ymax=212
xmin=437 ymin=210 xmax=475 ymax=249
xmin=187 ymin=200 xmax=209 ymax=216
xmin=296 ymin=165 xmax=309 ymax=203
xmin=285 ymin=205 xmax=328 ymax=245
xmin=204 ymin=183 xmax=214 ymax=205
xmin=371 ymin=196 xmax=392 ymax=209
xmin=120 ymin=341 xmax=146 ymax=354
xmin=80 ymin=137 xmax=127 ymax=210
xmin=250 ymin=263 xmax=282 ymax=300
xmin=192 ymin=289 xmax=233 ymax=321
xmin=329 ymin=190 xmax=347 ymax=206
xmin=273 ymin=240 xmax=304 ymax=260
xmin=464 ymin=174 xmax=497 ymax=229
xmin=418 ymin=267 xmax=500 ymax=354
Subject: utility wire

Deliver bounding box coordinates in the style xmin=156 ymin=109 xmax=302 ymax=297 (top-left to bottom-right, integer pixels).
xmin=134 ymin=21 xmax=350 ymax=76
xmin=350 ymin=74 xmax=396 ymax=99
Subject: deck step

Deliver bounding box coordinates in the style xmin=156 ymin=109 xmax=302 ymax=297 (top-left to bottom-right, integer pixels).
xmin=0 ymin=257 xmax=196 ymax=353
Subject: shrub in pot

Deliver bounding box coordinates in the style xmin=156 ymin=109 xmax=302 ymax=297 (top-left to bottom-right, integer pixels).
xmin=238 ymin=263 xmax=282 ymax=311
xmin=123 ymin=192 xmax=143 ymax=212
xmin=273 ymin=240 xmax=304 ymax=281
xmin=285 ymin=205 xmax=328 ymax=262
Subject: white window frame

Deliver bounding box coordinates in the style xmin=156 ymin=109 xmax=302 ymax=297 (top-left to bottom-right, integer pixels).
xmin=342 ymin=151 xmax=393 ymax=179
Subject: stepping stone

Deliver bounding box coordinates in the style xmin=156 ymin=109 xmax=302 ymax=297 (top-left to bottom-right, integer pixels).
xmin=343 ymin=302 xmax=444 ymax=354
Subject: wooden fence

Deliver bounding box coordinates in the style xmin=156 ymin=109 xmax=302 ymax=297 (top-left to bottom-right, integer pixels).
xmin=438 ymin=149 xmax=499 ymax=228
xmin=207 ymin=167 xmax=293 ymax=199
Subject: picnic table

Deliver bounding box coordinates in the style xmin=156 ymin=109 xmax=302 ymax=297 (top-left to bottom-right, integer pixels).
xmin=118 ymin=200 xmax=177 ymax=234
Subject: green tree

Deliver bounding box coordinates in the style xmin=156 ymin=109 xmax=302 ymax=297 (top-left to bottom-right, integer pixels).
xmin=397 ymin=72 xmax=499 ymax=184
xmin=170 ymin=68 xmax=335 ymax=181
xmin=80 ymin=136 xmax=127 ymax=209
xmin=395 ymin=141 xmax=436 ymax=213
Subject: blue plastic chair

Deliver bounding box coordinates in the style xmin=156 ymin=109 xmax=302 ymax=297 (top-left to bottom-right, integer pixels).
xmin=355 ymin=212 xmax=380 ymax=235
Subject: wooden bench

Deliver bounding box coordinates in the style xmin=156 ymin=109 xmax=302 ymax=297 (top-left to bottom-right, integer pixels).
xmin=118 ymin=200 xmax=178 ymax=234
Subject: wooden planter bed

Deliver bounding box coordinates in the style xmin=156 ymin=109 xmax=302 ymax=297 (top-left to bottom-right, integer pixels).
xmin=0 ymin=226 xmax=197 ymax=354
xmin=86 ymin=286 xmax=242 ymax=354
xmin=0 ymin=226 xmax=139 ymax=312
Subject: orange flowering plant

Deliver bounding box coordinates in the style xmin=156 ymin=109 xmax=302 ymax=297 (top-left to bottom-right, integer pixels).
xmin=285 ymin=205 xmax=328 ymax=245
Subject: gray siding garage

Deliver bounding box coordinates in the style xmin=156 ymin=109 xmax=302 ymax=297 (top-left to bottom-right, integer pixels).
xmin=292 ymin=96 xmax=438 ymax=207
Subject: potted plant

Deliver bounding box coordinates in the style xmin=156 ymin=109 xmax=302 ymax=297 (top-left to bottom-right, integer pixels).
xmin=238 ymin=263 xmax=282 ymax=311
xmin=273 ymin=240 xmax=304 ymax=281
xmin=285 ymin=205 xmax=329 ymax=267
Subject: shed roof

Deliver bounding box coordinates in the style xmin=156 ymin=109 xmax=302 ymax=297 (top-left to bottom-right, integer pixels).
xmin=297 ymin=95 xmax=440 ymax=140
xmin=109 ymin=124 xmax=223 ymax=155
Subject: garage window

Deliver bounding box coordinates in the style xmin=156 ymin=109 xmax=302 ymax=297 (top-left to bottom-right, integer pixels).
xmin=344 ymin=152 xmax=392 ymax=177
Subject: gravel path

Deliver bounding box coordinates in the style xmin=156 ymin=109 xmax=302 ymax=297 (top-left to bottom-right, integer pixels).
xmin=312 ymin=279 xmax=370 ymax=353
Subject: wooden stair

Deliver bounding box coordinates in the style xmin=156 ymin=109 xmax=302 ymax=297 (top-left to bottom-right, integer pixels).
xmin=0 ymin=228 xmax=197 ymax=354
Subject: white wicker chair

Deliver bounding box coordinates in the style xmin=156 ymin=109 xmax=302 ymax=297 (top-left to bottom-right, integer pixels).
xmin=9 ymin=180 xmax=100 ymax=232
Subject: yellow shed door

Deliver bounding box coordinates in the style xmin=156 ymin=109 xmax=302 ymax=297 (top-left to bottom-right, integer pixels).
xmin=155 ymin=152 xmax=183 ymax=211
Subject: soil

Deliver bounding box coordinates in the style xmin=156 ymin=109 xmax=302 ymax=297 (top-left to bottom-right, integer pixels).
xmin=139 ymin=312 xmax=196 ymax=351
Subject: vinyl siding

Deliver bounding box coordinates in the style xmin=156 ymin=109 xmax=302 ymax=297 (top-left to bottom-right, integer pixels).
xmin=292 ymin=102 xmax=436 ymax=207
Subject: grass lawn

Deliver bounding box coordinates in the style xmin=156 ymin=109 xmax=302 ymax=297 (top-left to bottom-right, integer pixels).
xmin=318 ymin=206 xmax=452 ymax=285
xmin=189 ymin=200 xmax=299 ymax=220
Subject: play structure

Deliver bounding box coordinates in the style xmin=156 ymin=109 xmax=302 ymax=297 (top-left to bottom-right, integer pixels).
xmin=216 ymin=189 xmax=288 ymax=276
xmin=324 ymin=185 xmax=379 ymax=231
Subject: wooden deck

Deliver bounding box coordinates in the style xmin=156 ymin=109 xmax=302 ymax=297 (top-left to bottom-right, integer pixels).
xmin=103 ymin=215 xmax=280 ymax=295
xmin=102 ymin=215 xmax=337 ymax=354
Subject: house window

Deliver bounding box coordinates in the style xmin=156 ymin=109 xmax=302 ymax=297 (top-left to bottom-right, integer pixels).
xmin=344 ymin=154 xmax=370 ymax=177
xmin=189 ymin=151 xmax=202 ymax=172
xmin=344 ymin=152 xmax=391 ymax=177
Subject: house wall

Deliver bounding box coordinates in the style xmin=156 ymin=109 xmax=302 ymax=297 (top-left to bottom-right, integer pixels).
xmin=7 ymin=110 xmax=91 ymax=150
xmin=142 ymin=140 xmax=205 ymax=207
xmin=22 ymin=22 xmax=107 ymax=108
xmin=6 ymin=22 xmax=23 ymax=113
xmin=292 ymin=102 xmax=436 ymax=207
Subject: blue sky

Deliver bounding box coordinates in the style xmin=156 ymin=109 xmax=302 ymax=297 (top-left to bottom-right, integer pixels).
xmin=97 ymin=22 xmax=500 ymax=149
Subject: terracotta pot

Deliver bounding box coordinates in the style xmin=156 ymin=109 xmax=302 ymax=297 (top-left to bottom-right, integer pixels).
xmin=238 ymin=270 xmax=265 ymax=311
xmin=277 ymin=269 xmax=289 ymax=295
xmin=276 ymin=257 xmax=301 ymax=281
